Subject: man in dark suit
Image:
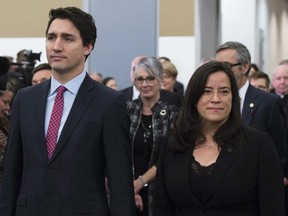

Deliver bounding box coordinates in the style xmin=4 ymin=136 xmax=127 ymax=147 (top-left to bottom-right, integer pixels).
xmin=0 ymin=7 xmax=136 ymax=216
xmin=271 ymin=61 xmax=288 ymax=215
xmin=121 ymin=56 xmax=182 ymax=108
xmin=215 ymin=41 xmax=287 ymax=168
xmin=120 ymin=56 xmax=143 ymax=101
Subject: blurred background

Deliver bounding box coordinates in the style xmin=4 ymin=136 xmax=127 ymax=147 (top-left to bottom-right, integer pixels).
xmin=0 ymin=0 xmax=287 ymax=90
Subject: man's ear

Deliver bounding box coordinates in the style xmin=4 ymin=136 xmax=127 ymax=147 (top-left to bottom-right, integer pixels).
xmin=242 ymin=64 xmax=251 ymax=76
xmin=84 ymin=44 xmax=93 ymax=56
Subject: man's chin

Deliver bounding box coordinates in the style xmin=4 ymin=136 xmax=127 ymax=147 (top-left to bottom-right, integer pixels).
xmin=51 ymin=66 xmax=69 ymax=74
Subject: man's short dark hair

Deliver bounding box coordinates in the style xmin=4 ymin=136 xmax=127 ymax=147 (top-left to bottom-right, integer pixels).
xmin=216 ymin=41 xmax=251 ymax=76
xmin=32 ymin=63 xmax=52 ymax=75
xmin=249 ymin=71 xmax=270 ymax=88
xmin=45 ymin=7 xmax=97 ymax=53
xmin=279 ymin=59 xmax=288 ymax=65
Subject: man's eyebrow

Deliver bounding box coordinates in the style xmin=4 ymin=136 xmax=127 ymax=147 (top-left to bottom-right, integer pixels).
xmin=46 ymin=32 xmax=76 ymax=38
xmin=61 ymin=33 xmax=76 ymax=38
xmin=46 ymin=32 xmax=56 ymax=37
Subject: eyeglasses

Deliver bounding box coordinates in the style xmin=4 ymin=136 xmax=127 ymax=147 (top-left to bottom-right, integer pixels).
xmin=135 ymin=76 xmax=156 ymax=84
xmin=163 ymin=73 xmax=172 ymax=79
xmin=228 ymin=62 xmax=241 ymax=68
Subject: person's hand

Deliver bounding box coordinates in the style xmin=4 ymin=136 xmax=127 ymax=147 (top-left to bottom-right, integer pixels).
xmin=133 ymin=178 xmax=143 ymax=194
xmin=135 ymin=193 xmax=143 ymax=211
xmin=284 ymin=177 xmax=288 ymax=186
xmin=105 ymin=177 xmax=110 ymax=194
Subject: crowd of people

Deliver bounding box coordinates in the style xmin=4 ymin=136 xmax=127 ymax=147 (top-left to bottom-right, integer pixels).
xmin=0 ymin=6 xmax=287 ymax=216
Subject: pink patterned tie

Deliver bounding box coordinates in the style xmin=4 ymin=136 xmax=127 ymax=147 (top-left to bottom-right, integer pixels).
xmin=46 ymin=86 xmax=67 ymax=159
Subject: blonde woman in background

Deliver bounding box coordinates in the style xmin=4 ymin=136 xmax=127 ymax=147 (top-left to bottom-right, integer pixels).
xmin=160 ymin=60 xmax=178 ymax=93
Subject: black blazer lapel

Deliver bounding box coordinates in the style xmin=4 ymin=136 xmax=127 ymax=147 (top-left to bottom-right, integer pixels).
xmin=120 ymin=86 xmax=133 ymax=101
xmin=127 ymin=86 xmax=133 ymax=100
xmin=242 ymin=85 xmax=258 ymax=126
xmin=49 ymin=75 xmax=95 ymax=162
xmin=201 ymin=143 xmax=237 ymax=204
xmin=172 ymin=148 xmax=203 ymax=207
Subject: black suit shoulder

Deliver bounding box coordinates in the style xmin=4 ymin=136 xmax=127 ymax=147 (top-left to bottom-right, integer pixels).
xmin=247 ymin=85 xmax=280 ymax=104
xmin=160 ymin=89 xmax=182 ymax=108
xmin=120 ymin=86 xmax=133 ymax=102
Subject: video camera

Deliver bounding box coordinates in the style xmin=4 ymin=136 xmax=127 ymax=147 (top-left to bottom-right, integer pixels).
xmin=22 ymin=50 xmax=42 ymax=66
xmin=8 ymin=50 xmax=42 ymax=94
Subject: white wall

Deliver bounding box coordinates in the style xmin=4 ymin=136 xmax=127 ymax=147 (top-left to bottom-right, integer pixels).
xmin=267 ymin=0 xmax=288 ymax=75
xmin=0 ymin=38 xmax=47 ymax=65
xmin=256 ymin=0 xmax=268 ymax=71
xmin=158 ymin=36 xmax=196 ymax=91
xmin=220 ymin=0 xmax=257 ymax=62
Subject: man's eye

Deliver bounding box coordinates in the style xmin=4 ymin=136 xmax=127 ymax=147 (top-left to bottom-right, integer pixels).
xmin=64 ymin=37 xmax=73 ymax=42
xmin=47 ymin=36 xmax=55 ymax=41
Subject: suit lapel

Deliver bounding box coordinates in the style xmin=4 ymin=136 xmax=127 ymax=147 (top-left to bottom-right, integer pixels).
xmin=35 ymin=81 xmax=51 ymax=161
xmin=242 ymin=85 xmax=258 ymax=126
xmin=201 ymin=142 xmax=237 ymax=204
xmin=48 ymin=75 xmax=95 ymax=162
xmin=128 ymin=86 xmax=133 ymax=100
xmin=173 ymin=148 xmax=203 ymax=207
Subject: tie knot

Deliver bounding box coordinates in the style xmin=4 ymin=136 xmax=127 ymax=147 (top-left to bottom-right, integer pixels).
xmin=57 ymin=86 xmax=67 ymax=95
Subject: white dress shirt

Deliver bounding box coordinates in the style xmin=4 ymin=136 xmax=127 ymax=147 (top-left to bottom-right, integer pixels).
xmin=132 ymin=85 xmax=140 ymax=100
xmin=239 ymin=80 xmax=249 ymax=114
xmin=45 ymin=71 xmax=86 ymax=141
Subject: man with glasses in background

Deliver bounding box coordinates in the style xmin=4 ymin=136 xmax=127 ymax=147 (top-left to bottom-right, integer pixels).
xmin=215 ymin=41 xmax=287 ymax=171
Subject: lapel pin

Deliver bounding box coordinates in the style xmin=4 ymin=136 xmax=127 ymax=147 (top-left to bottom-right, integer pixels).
xmin=249 ymin=103 xmax=255 ymax=116
xmin=160 ymin=110 xmax=167 ymax=116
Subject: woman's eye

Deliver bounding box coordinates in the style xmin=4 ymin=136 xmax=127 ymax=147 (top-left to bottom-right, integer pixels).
xmin=203 ymin=89 xmax=211 ymax=94
xmin=220 ymin=90 xmax=229 ymax=95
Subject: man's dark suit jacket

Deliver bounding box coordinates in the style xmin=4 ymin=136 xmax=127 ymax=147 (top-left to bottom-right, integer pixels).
xmin=154 ymin=127 xmax=285 ymax=216
xmin=120 ymin=86 xmax=182 ymax=108
xmin=0 ymin=75 xmax=136 ymax=216
xmin=173 ymin=80 xmax=184 ymax=97
xmin=242 ymin=84 xmax=287 ymax=167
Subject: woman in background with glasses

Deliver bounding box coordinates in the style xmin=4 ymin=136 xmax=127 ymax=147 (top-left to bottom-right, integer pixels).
xmin=126 ymin=57 xmax=179 ymax=216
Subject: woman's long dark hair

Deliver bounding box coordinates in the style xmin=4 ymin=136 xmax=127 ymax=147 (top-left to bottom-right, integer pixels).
xmin=170 ymin=61 xmax=244 ymax=152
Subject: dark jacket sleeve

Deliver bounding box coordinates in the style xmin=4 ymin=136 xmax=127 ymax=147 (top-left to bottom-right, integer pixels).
xmin=267 ymin=97 xmax=287 ymax=169
xmin=153 ymin=136 xmax=176 ymax=216
xmin=256 ymin=130 xmax=285 ymax=215
xmin=103 ymin=94 xmax=136 ymax=216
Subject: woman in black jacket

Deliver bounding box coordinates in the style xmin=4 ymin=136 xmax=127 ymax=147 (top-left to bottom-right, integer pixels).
xmin=154 ymin=61 xmax=285 ymax=216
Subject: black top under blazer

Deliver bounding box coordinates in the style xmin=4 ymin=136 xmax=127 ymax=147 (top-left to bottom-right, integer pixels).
xmin=0 ymin=75 xmax=136 ymax=216
xmin=154 ymin=127 xmax=285 ymax=216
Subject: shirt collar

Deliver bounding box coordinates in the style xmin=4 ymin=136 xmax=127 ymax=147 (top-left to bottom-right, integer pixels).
xmin=133 ymin=85 xmax=140 ymax=100
xmin=49 ymin=71 xmax=86 ymax=96
xmin=239 ymin=80 xmax=249 ymax=101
